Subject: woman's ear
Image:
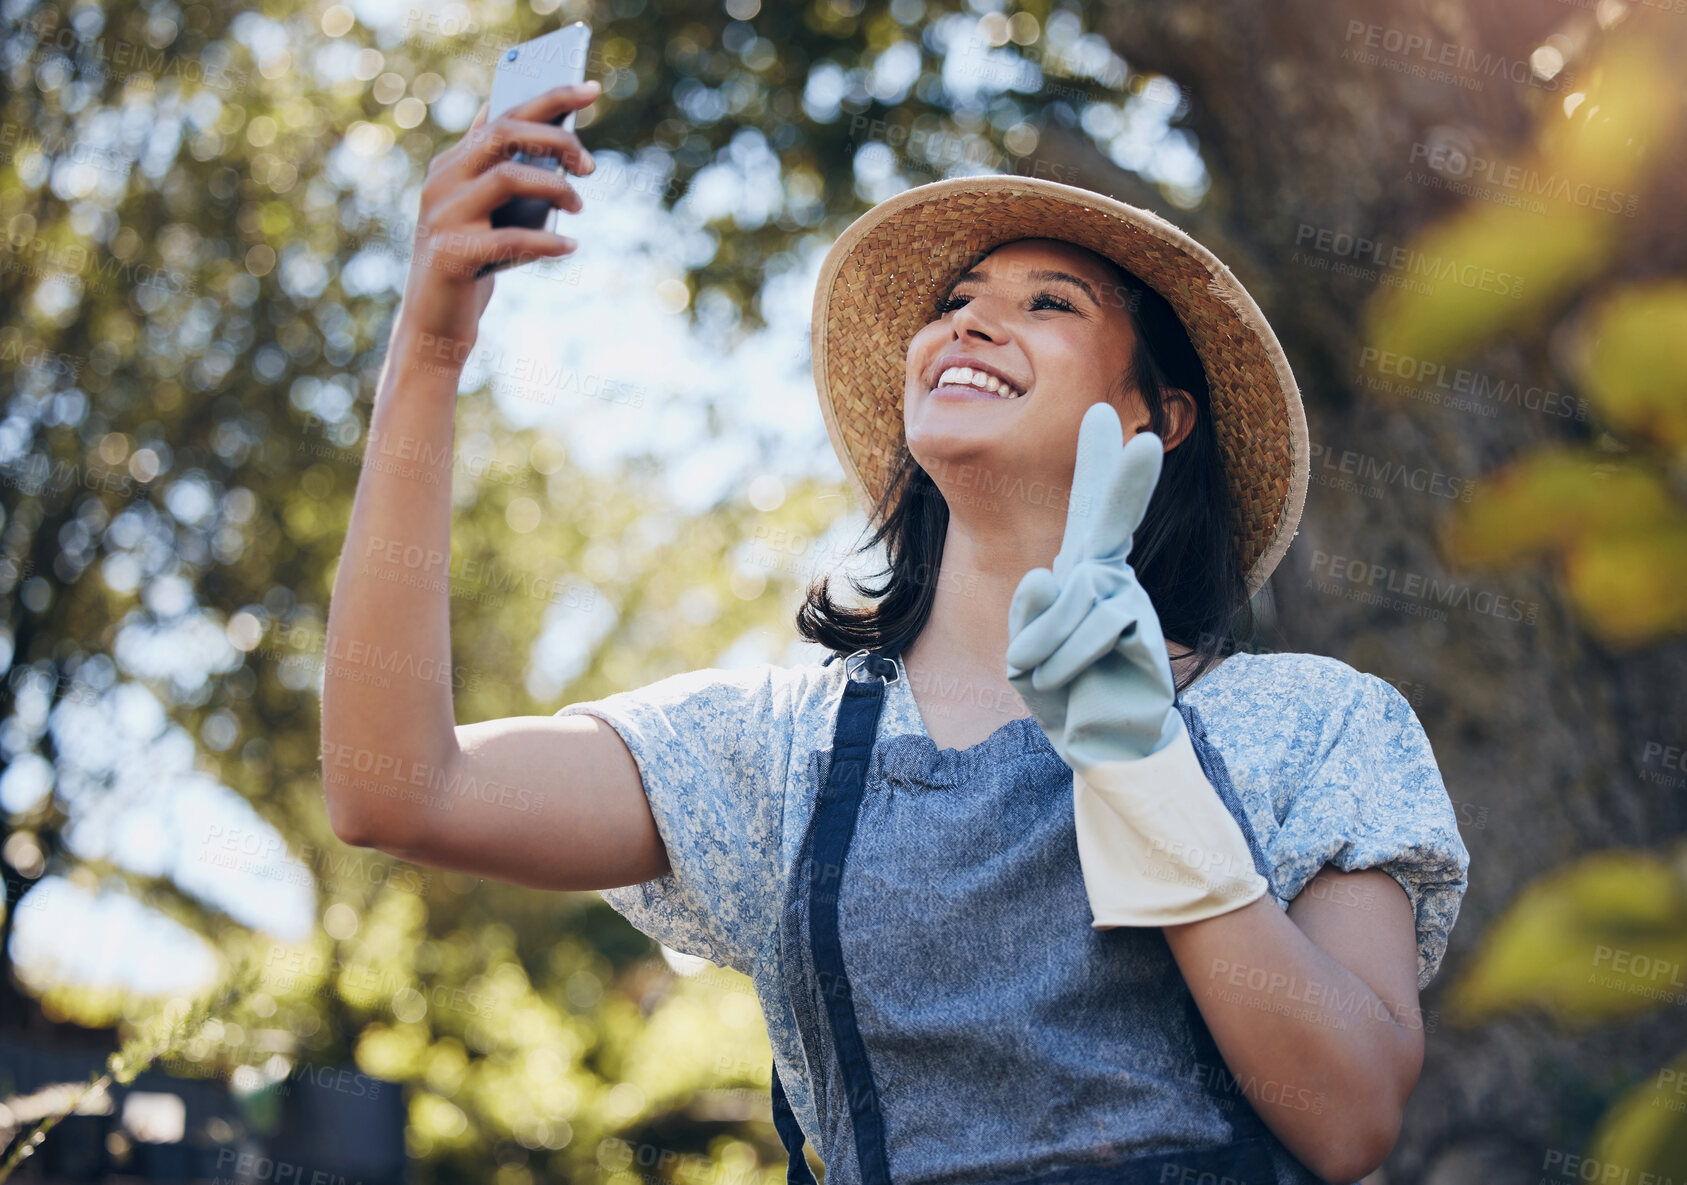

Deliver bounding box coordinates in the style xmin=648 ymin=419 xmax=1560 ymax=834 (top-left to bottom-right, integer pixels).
xmin=1160 ymin=389 xmax=1198 ymax=451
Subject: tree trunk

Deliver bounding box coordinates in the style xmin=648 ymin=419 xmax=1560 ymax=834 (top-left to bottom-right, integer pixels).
xmin=1044 ymin=3 xmax=1687 ymax=1181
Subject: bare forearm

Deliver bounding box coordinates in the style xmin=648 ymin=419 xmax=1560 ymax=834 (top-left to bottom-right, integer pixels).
xmin=1162 ymin=895 xmax=1419 ymax=1180
xmin=321 ymin=323 xmax=464 ymax=844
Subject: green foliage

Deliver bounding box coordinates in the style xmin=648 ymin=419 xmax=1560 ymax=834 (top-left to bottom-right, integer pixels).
xmin=1576 ymin=281 xmax=1687 ymax=457
xmin=0 ymin=0 xmax=1158 ymax=1178
xmin=0 ymin=965 xmax=257 ymax=1183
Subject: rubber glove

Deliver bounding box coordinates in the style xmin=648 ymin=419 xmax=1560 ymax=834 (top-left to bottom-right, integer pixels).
xmin=1006 ymin=401 xmax=1270 ymax=928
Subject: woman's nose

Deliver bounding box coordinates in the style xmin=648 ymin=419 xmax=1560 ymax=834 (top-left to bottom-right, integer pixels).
xmin=951 ymin=298 xmax=1005 ymax=342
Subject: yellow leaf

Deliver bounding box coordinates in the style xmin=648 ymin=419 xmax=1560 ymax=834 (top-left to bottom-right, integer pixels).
xmin=1586 ymin=1046 xmax=1687 ymax=1182
xmin=1575 ymin=280 xmax=1687 ymax=455
xmin=1563 ymin=527 xmax=1687 ymax=648
xmin=1364 ymin=27 xmax=1678 ymax=367
xmin=1364 ymin=204 xmax=1612 ymax=367
xmin=1446 ymin=849 xmax=1687 ymax=1026
xmin=1442 ymin=446 xmax=1682 ymax=567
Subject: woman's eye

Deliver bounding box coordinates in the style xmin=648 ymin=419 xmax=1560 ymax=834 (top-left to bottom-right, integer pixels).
xmin=937 ymin=291 xmax=1075 ymax=314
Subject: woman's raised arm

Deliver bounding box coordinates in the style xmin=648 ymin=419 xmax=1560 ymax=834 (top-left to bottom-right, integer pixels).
xmin=320 ymin=81 xmax=668 ymax=892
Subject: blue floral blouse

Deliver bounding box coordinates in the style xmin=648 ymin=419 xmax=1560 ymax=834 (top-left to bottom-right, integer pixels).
xmin=555 ymin=647 xmax=1471 ymax=1082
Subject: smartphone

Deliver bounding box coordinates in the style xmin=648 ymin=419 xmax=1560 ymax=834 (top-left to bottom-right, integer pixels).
xmin=478 ymin=21 xmax=592 ymax=275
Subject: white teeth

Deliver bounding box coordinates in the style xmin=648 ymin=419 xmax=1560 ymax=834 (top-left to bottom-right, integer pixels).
xmin=936 ymin=365 xmax=1023 ymax=399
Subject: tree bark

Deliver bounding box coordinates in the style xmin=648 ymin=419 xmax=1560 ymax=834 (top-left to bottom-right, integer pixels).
xmin=1056 ymin=3 xmax=1687 ymax=1181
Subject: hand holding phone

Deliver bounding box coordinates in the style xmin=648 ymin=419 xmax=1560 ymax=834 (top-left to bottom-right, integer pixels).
xmin=396 ymin=36 xmax=597 ymax=349
xmin=484 ymin=22 xmax=593 ymax=243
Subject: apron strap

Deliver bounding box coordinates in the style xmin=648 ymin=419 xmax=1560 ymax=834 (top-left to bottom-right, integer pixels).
xmin=771 ymin=1061 xmax=819 ymax=1185
xmin=771 ymin=645 xmax=900 ymax=1185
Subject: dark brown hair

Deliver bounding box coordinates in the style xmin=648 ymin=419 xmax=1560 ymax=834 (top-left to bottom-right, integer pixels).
xmin=795 ymin=247 xmax=1254 ymax=696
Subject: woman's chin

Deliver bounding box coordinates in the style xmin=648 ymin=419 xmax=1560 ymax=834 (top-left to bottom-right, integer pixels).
xmin=906 ymin=388 xmax=1040 ymax=461
xmin=907 ymin=423 xmax=1028 ymax=473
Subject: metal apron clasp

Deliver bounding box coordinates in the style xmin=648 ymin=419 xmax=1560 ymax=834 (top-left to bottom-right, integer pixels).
xmin=843 ymin=647 xmax=900 ymax=686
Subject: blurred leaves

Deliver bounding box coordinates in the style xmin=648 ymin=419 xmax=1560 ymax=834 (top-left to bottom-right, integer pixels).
xmin=1358 ymin=7 xmax=1687 ymax=650
xmin=0 ymin=0 xmax=1166 ymax=1174
xmin=0 ymin=960 xmax=259 ymax=1183
xmin=1575 ymin=280 xmax=1687 ymax=458
xmin=1439 ymin=445 xmax=1687 ymax=647
xmin=1587 ymin=1047 xmax=1687 ymax=1185
xmin=1354 ymin=16 xmax=1687 ymax=1179
xmin=1363 ymin=19 xmax=1678 ymax=365
xmin=1446 ymin=845 xmax=1687 ymax=1025
xmin=0 ymin=0 xmax=1677 ymax=1178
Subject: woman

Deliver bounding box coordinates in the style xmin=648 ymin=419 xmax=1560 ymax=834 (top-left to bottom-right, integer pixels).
xmin=322 ymin=81 xmax=1470 ymax=1185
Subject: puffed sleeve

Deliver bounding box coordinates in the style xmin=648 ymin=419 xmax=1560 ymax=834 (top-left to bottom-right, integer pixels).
xmin=1266 ymin=671 xmax=1471 ymax=991
xmin=554 ymin=663 xmax=794 ymax=976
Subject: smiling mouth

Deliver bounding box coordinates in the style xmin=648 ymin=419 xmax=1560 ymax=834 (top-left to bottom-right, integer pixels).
xmin=930 ymin=365 xmax=1026 ymax=400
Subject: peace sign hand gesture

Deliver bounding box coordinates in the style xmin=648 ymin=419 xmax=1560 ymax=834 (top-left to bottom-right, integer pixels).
xmin=1005 ymin=400 xmax=1181 ymax=770
xmin=1005 ymin=401 xmax=1269 ymax=928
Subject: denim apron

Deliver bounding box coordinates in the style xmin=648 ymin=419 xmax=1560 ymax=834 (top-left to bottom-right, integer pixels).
xmin=769 ymin=644 xmax=1331 ymax=1185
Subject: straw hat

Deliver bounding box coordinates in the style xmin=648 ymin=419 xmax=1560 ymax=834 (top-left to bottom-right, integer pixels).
xmin=810 ymin=174 xmax=1309 ymax=599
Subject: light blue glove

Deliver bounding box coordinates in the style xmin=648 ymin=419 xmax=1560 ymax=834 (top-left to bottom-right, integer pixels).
xmin=1005 ymin=401 xmax=1181 ymax=771
xmin=1006 ymin=401 xmax=1269 ymax=927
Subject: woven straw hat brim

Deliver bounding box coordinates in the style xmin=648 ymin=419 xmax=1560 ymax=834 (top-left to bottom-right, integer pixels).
xmin=811 ymin=174 xmax=1308 ymax=600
